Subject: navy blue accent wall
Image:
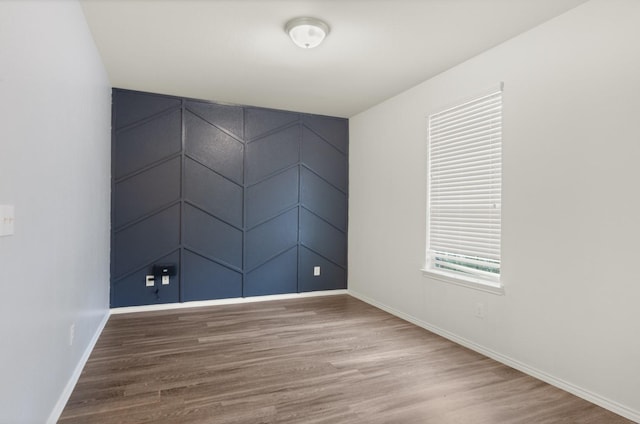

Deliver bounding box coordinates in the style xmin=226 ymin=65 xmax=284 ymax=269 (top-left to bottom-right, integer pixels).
xmin=111 ymin=89 xmax=348 ymax=307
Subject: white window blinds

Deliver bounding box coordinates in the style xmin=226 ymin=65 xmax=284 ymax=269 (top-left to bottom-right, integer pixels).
xmin=427 ymin=88 xmax=502 ymax=282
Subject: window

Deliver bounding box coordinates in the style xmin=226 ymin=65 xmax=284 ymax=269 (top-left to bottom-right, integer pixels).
xmin=425 ymin=86 xmax=502 ymax=289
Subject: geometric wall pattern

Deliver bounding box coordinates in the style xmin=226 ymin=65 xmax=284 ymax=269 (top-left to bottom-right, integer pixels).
xmin=111 ymin=89 xmax=348 ymax=307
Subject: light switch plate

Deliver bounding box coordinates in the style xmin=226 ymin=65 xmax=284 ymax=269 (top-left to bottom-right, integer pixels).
xmin=162 ymin=275 xmax=170 ymax=285
xmin=313 ymin=266 xmax=321 ymax=276
xmin=0 ymin=205 xmax=15 ymax=236
xmin=145 ymin=275 xmax=155 ymax=287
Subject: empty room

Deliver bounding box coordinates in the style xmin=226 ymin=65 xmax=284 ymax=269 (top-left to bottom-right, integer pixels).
xmin=1 ymin=0 xmax=639 ymax=423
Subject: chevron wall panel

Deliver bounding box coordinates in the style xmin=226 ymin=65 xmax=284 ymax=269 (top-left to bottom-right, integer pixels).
xmin=302 ymin=114 xmax=349 ymax=154
xmin=298 ymin=120 xmax=348 ymax=291
xmin=185 ymin=101 xmax=243 ymax=140
xmin=183 ymin=157 xmax=243 ymax=228
xmin=182 ymin=250 xmax=242 ymax=302
xmin=181 ymin=99 xmax=245 ymax=301
xmin=112 ymin=251 xmax=180 ymax=307
xmin=244 ymin=108 xmax=298 ymax=141
xmin=245 ymin=167 xmax=298 ymax=229
xmin=111 ymin=89 xmax=348 ymax=307
xmin=298 ymin=247 xmax=347 ymax=292
xmin=184 ymin=110 xmax=244 ymax=184
xmin=114 ymin=109 xmax=182 ymax=179
xmin=244 ymin=247 xmax=298 ymax=297
xmin=302 ymin=127 xmax=348 ymax=192
xmin=111 ymin=90 xmax=184 ymax=307
xmin=300 ymin=167 xmax=347 ymax=232
xmin=114 ymin=90 xmax=182 ymax=129
xmin=113 ymin=157 xmax=181 ymax=228
xmin=245 ymin=125 xmax=299 ymax=184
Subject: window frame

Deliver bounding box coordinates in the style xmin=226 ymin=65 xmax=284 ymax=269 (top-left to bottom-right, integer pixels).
xmin=422 ymin=84 xmax=504 ymax=295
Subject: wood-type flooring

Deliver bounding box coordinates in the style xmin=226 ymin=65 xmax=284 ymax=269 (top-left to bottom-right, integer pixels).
xmin=59 ymin=295 xmax=632 ymax=423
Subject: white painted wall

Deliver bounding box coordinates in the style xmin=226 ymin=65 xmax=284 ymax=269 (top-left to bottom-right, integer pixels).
xmin=349 ymin=0 xmax=640 ymax=420
xmin=0 ymin=1 xmax=111 ymax=423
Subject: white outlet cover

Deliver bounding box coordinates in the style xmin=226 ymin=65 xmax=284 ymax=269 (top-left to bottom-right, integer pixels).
xmin=0 ymin=205 xmax=15 ymax=236
xmin=146 ymin=275 xmax=155 ymax=287
xmin=313 ymin=266 xmax=321 ymax=276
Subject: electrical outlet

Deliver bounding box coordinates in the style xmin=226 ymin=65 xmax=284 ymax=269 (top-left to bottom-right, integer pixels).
xmin=0 ymin=205 xmax=15 ymax=236
xmin=313 ymin=266 xmax=321 ymax=276
xmin=69 ymin=323 xmax=75 ymax=346
xmin=474 ymin=302 xmax=486 ymax=319
xmin=146 ymin=275 xmax=155 ymax=287
xmin=162 ymin=275 xmax=169 ymax=285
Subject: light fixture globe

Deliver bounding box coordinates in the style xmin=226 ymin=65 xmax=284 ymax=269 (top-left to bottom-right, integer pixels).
xmin=285 ymin=17 xmax=330 ymax=49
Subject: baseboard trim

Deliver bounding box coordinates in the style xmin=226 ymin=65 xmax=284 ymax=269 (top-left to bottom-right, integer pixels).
xmin=347 ymin=289 xmax=639 ymax=424
xmin=111 ymin=289 xmax=349 ymax=315
xmin=47 ymin=310 xmax=110 ymax=424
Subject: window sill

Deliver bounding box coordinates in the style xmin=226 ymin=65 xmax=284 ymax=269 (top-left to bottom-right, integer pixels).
xmin=421 ymin=268 xmax=504 ymax=296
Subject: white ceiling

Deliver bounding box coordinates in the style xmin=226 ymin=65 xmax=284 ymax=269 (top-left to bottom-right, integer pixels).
xmin=81 ymin=0 xmax=587 ymax=118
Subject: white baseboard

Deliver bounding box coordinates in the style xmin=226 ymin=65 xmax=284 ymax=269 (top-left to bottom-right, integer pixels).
xmin=47 ymin=310 xmax=110 ymax=424
xmin=347 ymin=289 xmax=639 ymax=424
xmin=111 ymin=289 xmax=348 ymax=314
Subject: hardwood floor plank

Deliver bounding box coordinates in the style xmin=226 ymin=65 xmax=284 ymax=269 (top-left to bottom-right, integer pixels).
xmin=59 ymin=295 xmax=631 ymax=423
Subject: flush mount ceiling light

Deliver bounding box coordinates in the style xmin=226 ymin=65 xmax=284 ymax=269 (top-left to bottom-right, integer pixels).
xmin=285 ymin=17 xmax=330 ymax=49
